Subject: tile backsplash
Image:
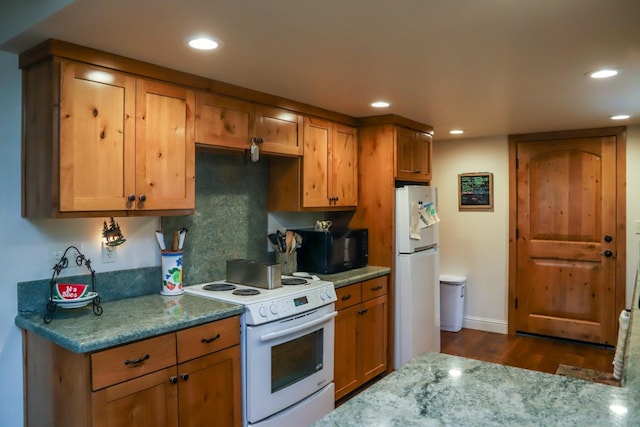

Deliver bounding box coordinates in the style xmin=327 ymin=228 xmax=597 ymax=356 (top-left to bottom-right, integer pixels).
xmin=162 ymin=151 xmax=270 ymax=285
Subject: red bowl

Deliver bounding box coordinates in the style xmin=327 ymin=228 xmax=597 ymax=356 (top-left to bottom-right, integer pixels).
xmin=55 ymin=283 xmax=89 ymax=300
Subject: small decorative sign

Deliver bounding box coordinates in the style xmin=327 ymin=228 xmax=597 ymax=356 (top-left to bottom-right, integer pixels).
xmin=459 ymin=172 xmax=493 ymax=210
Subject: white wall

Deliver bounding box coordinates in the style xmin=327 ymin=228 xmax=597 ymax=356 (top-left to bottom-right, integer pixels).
xmin=433 ymin=126 xmax=640 ymax=335
xmin=432 ymin=136 xmax=510 ymax=333
xmin=0 ymin=51 xmax=160 ymax=427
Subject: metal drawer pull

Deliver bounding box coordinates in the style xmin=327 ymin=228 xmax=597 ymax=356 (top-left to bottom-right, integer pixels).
xmin=341 ymin=294 xmax=352 ymax=301
xmin=124 ymin=354 xmax=150 ymax=366
xmin=358 ymin=308 xmax=368 ymax=315
xmin=370 ymin=285 xmax=383 ymax=291
xmin=201 ymin=333 xmax=221 ymax=344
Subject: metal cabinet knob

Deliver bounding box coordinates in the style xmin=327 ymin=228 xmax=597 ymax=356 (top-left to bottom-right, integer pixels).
xmin=169 ymin=376 xmax=178 ymax=384
xmin=128 ymin=194 xmax=136 ymax=202
xmin=604 ymin=250 xmax=613 ymax=258
xmin=138 ymin=194 xmax=147 ymax=202
xmin=180 ymin=373 xmax=189 ymax=381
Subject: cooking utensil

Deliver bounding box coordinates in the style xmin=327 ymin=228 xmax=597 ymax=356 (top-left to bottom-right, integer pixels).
xmin=276 ymin=230 xmax=287 ymax=252
xmin=285 ymin=230 xmax=294 ymax=253
xmin=171 ymin=230 xmax=180 ymax=251
xmin=178 ymin=227 xmax=188 ymax=250
xmin=268 ymin=233 xmax=281 ymax=252
xmin=155 ymin=230 xmax=166 ymax=251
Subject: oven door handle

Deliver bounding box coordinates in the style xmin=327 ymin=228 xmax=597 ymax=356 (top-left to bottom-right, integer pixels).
xmin=259 ymin=311 xmax=337 ymax=343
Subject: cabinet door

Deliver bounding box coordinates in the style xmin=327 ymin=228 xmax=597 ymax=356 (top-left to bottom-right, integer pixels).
xmin=59 ymin=62 xmax=136 ymax=212
xmin=395 ymin=126 xmax=431 ymax=182
xmin=395 ymin=126 xmax=417 ymax=180
xmin=92 ymin=367 xmax=179 ymax=427
xmin=334 ymin=304 xmax=359 ymax=401
xmin=195 ymin=92 xmax=252 ymax=150
xmin=413 ymin=131 xmax=432 ymax=181
xmin=177 ymin=346 xmax=242 ymax=427
xmin=358 ymin=295 xmax=388 ymax=383
xmin=302 ymin=117 xmax=331 ymax=207
xmin=330 ymin=124 xmax=358 ymax=206
xmin=254 ymin=105 xmax=303 ymax=156
xmin=135 ymin=79 xmax=196 ymax=210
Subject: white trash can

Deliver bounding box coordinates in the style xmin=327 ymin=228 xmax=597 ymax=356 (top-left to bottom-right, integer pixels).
xmin=440 ymin=274 xmax=466 ymax=332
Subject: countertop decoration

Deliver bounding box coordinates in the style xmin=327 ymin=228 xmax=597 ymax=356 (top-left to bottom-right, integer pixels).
xmin=44 ymin=245 xmax=102 ymax=324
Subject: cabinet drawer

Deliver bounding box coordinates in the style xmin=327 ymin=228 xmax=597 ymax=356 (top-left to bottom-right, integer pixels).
xmin=176 ymin=316 xmax=241 ymax=363
xmin=91 ymin=334 xmax=177 ymax=391
xmin=361 ymin=276 xmax=388 ymax=301
xmin=336 ymin=284 xmax=362 ymax=310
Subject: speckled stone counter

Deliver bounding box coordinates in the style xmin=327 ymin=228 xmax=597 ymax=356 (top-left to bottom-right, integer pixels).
xmin=314 ymin=270 xmax=640 ymax=427
xmin=316 ymin=266 xmax=391 ymax=289
xmin=15 ymin=294 xmax=243 ymax=353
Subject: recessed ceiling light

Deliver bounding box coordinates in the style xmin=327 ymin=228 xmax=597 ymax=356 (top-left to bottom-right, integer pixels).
xmin=370 ymin=101 xmax=390 ymax=108
xmin=187 ymin=36 xmax=220 ymax=50
xmin=449 ymin=129 xmax=464 ymax=135
xmin=610 ymin=114 xmax=630 ymax=120
xmin=587 ymin=68 xmax=620 ymax=79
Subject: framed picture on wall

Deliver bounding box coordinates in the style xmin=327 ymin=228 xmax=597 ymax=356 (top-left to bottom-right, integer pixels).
xmin=458 ymin=172 xmax=493 ymax=210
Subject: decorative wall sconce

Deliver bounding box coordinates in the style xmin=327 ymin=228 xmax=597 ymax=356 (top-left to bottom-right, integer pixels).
xmin=102 ymin=217 xmax=126 ymax=246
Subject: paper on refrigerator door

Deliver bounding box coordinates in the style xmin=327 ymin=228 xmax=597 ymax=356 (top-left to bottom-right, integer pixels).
xmin=410 ymin=202 xmax=440 ymax=240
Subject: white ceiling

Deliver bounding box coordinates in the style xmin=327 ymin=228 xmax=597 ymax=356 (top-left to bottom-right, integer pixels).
xmin=2 ymin=0 xmax=640 ymax=141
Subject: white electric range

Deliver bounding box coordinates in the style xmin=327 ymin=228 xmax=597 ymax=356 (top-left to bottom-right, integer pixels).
xmin=185 ymin=277 xmax=337 ymax=427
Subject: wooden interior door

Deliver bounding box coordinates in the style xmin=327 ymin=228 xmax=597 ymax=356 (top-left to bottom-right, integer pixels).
xmin=512 ymin=129 xmax=625 ymax=345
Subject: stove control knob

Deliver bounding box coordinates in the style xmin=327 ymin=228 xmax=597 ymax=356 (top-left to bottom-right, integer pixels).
xmin=319 ymin=289 xmax=327 ymax=301
xmin=269 ymin=304 xmax=278 ymax=315
xmin=259 ymin=306 xmax=268 ymax=317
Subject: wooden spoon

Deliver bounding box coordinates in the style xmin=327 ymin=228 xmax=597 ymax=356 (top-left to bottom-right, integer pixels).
xmin=285 ymin=230 xmax=294 ymax=253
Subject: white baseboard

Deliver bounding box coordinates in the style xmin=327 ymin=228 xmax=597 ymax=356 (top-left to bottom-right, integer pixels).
xmin=462 ymin=316 xmax=508 ymax=334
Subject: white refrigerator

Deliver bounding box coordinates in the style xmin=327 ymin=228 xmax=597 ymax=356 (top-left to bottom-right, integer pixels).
xmin=394 ymin=185 xmax=440 ymax=369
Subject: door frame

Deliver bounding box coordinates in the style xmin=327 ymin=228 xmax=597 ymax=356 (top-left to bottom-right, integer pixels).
xmin=508 ymin=126 xmax=627 ymax=338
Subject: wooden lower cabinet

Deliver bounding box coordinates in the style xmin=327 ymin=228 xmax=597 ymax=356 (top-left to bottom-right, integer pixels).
xmin=334 ymin=276 xmax=388 ymax=401
xmin=23 ymin=316 xmax=241 ymax=427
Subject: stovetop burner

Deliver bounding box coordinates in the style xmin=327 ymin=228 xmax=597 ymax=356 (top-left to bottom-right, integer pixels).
xmin=282 ymin=278 xmax=308 ymax=286
xmin=233 ymin=288 xmax=261 ymax=296
xmin=203 ymin=283 xmax=236 ymax=291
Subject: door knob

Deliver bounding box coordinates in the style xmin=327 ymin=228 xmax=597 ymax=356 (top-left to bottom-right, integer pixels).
xmin=604 ymin=250 xmax=613 ymax=258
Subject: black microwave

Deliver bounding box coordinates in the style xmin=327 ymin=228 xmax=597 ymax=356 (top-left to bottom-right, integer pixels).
xmin=293 ymin=228 xmax=368 ymax=274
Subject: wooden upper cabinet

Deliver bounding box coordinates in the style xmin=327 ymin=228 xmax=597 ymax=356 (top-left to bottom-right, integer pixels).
xmin=302 ymin=117 xmax=357 ymax=208
xmin=395 ymin=126 xmax=432 ymax=182
xmin=195 ymin=92 xmax=302 ymax=156
xmin=195 ymin=92 xmax=252 ymax=150
xmin=58 ymin=61 xmax=136 ymax=213
xmin=253 ymin=105 xmax=303 ymax=156
xmin=22 ymin=58 xmax=195 ymax=217
xmin=135 ymin=79 xmax=195 ymax=211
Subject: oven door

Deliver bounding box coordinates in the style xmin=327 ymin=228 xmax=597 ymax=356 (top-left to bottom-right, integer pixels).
xmin=245 ymin=303 xmax=336 ymax=424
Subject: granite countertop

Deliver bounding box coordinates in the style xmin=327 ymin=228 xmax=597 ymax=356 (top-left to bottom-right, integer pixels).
xmin=316 ymin=265 xmax=391 ymax=289
xmin=315 ymin=270 xmax=640 ymax=427
xmin=14 ymin=265 xmax=389 ymax=354
xmin=15 ymin=293 xmax=244 ymax=353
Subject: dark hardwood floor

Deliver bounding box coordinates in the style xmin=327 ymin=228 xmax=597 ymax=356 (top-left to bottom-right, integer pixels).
xmin=440 ymin=329 xmax=615 ymax=374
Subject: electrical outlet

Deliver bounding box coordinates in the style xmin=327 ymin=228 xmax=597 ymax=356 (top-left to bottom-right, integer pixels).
xmin=102 ymin=243 xmax=117 ymax=263
xmin=48 ymin=245 xmax=75 ymax=267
